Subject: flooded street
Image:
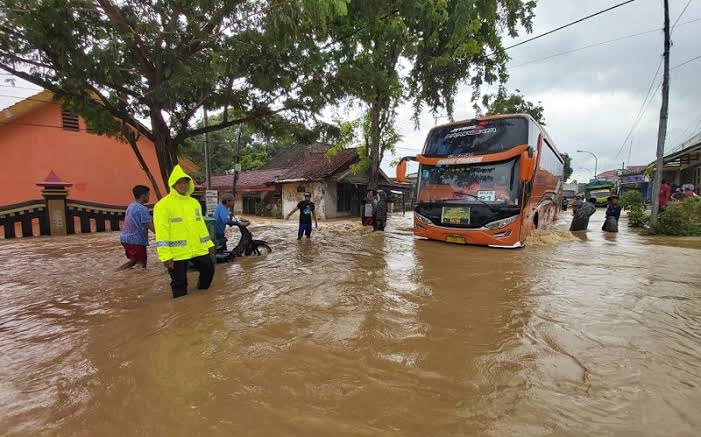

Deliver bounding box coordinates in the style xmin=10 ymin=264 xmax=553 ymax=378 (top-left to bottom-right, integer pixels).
xmin=1 ymin=211 xmax=700 ymax=436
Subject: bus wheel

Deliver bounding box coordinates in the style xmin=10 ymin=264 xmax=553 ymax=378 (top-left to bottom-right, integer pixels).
xmin=533 ymin=212 xmax=539 ymax=230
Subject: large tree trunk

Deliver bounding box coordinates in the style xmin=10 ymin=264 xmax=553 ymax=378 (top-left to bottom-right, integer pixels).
xmin=368 ymin=97 xmax=382 ymax=191
xmin=150 ymin=112 xmax=178 ymax=189
xmin=126 ymin=135 xmax=163 ymax=199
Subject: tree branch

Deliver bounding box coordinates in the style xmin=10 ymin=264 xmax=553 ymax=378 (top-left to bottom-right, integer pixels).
xmin=0 ymin=51 xmax=53 ymax=70
xmin=88 ymin=88 xmax=155 ymax=143
xmin=94 ymin=0 xmax=157 ymax=81
xmin=176 ymin=107 xmax=289 ymax=143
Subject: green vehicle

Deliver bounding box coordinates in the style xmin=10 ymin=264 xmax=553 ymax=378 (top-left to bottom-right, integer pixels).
xmin=585 ymin=182 xmax=614 ymax=206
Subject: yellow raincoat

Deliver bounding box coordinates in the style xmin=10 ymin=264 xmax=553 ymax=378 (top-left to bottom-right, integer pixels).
xmin=154 ymin=165 xmax=213 ymax=262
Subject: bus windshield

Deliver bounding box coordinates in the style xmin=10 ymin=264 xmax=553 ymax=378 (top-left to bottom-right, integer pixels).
xmin=590 ymin=190 xmax=611 ymax=198
xmin=424 ymin=117 xmax=529 ymax=156
xmin=417 ymin=159 xmax=521 ymax=206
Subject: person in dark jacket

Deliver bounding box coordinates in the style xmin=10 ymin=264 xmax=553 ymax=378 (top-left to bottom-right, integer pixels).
xmin=602 ymin=195 xmax=621 ymax=233
xmin=572 ymin=195 xmax=584 ymax=214
xmin=373 ymin=190 xmax=388 ymax=231
xmin=562 ymin=197 xmax=569 ymax=211
xmin=570 ymin=197 xmax=597 ymax=231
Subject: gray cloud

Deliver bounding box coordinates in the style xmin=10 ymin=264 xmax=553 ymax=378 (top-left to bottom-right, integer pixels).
xmin=386 ymin=0 xmax=701 ymax=183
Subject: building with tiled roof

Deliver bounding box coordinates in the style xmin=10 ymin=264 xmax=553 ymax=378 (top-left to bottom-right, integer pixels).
xmin=211 ymin=143 xmax=407 ymax=219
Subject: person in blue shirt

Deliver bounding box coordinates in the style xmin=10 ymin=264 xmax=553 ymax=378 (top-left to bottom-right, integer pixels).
xmin=215 ymin=193 xmax=249 ymax=249
xmin=117 ymin=185 xmax=154 ymax=270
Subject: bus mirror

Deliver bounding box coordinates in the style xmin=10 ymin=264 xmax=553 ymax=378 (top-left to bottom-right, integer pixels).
xmin=520 ymin=152 xmax=534 ymax=182
xmin=396 ymin=159 xmax=407 ymax=183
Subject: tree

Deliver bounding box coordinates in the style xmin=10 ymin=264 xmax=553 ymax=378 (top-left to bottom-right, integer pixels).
xmin=478 ymin=87 xmax=575 ymax=181
xmin=328 ymin=1 xmax=535 ymax=189
xmin=561 ymin=152 xmax=573 ymax=182
xmin=0 ymin=0 xmax=346 ymax=187
xmin=325 ymin=112 xmax=401 ymax=175
xmin=181 ymin=113 xmax=341 ymax=176
xmin=479 ymin=87 xmax=545 ymax=124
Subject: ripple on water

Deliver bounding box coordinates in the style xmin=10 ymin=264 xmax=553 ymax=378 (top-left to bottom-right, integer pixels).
xmin=0 ymin=215 xmax=700 ymax=436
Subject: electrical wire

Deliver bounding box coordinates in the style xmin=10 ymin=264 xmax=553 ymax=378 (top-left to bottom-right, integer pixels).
xmin=500 ymin=0 xmax=639 ymax=52
xmin=615 ymin=0 xmax=694 ymax=158
xmin=509 ymin=17 xmax=701 ymax=69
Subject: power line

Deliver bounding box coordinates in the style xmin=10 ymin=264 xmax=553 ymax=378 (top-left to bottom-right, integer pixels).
xmin=615 ymin=0 xmax=693 ymax=158
xmin=670 ymin=53 xmax=701 ymax=69
xmin=615 ymin=51 xmax=701 ymax=156
xmin=668 ymin=111 xmax=701 ymax=148
xmin=0 ymin=84 xmax=44 ymax=91
xmin=672 ymin=0 xmax=694 ymax=29
xmin=509 ymin=17 xmax=701 ymax=69
xmin=615 ymin=60 xmax=663 ymax=158
xmin=501 ymin=0 xmax=638 ymax=52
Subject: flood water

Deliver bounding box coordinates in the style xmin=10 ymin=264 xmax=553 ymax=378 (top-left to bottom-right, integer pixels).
xmin=1 ymin=211 xmax=700 ymax=436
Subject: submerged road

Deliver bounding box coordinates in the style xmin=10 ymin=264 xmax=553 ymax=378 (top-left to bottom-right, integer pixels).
xmin=1 ymin=211 xmax=700 ymax=436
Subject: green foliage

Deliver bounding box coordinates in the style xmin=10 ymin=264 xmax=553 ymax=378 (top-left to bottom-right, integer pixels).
xmin=620 ymin=191 xmax=644 ymax=211
xmin=326 ymin=112 xmax=400 ymax=175
xmin=561 ymin=153 xmax=573 ymax=182
xmin=649 ymin=198 xmax=701 ymax=236
xmin=479 ymin=87 xmax=546 ymax=124
xmin=476 ymin=86 xmax=572 ymax=181
xmin=329 ymin=0 xmax=536 ymax=187
xmin=627 ymin=207 xmax=649 ymax=228
xmin=180 ymin=111 xmax=341 ymax=176
xmin=0 ymin=0 xmax=348 ymax=185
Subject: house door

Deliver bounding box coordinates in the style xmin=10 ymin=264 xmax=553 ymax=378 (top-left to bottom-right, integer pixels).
xmin=243 ymin=195 xmax=260 ymax=215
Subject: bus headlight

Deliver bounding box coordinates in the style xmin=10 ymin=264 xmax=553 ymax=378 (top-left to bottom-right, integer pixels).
xmin=484 ymin=215 xmax=519 ymax=230
xmin=414 ymin=212 xmax=433 ymax=225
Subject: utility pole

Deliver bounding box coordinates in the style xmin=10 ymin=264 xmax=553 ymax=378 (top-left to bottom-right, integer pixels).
xmin=650 ymin=0 xmax=671 ymax=225
xmin=203 ymin=107 xmax=211 ymax=190
xmin=232 ymin=126 xmax=243 ymax=199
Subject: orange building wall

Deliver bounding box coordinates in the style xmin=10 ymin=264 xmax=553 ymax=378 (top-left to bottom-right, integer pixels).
xmin=0 ymin=102 xmax=167 ymax=206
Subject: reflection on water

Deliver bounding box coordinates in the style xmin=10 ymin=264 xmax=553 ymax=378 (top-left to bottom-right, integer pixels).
xmin=0 ymin=210 xmax=700 ymax=436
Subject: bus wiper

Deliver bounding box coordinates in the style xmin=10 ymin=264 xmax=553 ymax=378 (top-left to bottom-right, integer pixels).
xmin=444 ymin=195 xmax=498 ymax=213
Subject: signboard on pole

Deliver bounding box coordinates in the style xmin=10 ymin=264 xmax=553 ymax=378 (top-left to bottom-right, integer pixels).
xmin=205 ymin=190 xmax=218 ymax=216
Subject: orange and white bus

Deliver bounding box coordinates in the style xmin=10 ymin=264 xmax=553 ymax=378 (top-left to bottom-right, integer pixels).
xmin=396 ymin=114 xmax=564 ymax=248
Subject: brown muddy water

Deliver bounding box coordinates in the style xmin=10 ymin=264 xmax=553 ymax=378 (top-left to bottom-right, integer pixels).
xmin=0 ymin=211 xmax=700 ymax=436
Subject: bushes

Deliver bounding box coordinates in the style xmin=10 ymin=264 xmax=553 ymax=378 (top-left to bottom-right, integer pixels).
xmin=649 ymin=197 xmax=701 ymax=236
xmin=620 ymin=191 xmax=644 ymax=210
xmin=621 ymin=190 xmax=648 ymax=228
xmin=627 ymin=207 xmax=649 ymax=228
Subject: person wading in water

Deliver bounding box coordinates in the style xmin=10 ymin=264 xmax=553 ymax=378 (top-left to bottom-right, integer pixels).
xmin=602 ymin=195 xmax=621 ymax=233
xmin=154 ymin=165 xmax=215 ymax=299
xmin=285 ymin=192 xmax=318 ymax=240
xmin=569 ymin=197 xmax=597 ymax=232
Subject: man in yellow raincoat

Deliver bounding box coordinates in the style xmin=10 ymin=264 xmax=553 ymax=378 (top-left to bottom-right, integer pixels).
xmin=154 ymin=165 xmax=215 ymax=298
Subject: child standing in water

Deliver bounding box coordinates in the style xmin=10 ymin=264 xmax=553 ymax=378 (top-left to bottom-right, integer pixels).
xmin=117 ymin=185 xmax=154 ymax=270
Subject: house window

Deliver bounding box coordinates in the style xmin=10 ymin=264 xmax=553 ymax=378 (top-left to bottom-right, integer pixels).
xmin=337 ymin=184 xmax=354 ymax=213
xmin=243 ymin=195 xmax=260 ymax=215
xmin=61 ymin=111 xmax=80 ymax=132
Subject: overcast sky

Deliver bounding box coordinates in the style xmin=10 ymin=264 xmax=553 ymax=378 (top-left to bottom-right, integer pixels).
xmin=388 ymin=0 xmax=701 ymax=182
xmin=2 ymin=0 xmax=700 ymax=183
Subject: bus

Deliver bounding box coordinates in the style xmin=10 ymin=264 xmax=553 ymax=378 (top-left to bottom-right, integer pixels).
xmin=396 ymin=114 xmax=564 ymax=248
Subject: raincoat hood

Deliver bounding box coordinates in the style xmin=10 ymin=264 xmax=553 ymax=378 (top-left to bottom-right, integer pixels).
xmin=167 ymin=165 xmax=195 ymax=197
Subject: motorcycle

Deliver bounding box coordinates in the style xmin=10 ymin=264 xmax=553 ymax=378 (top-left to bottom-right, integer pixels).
xmin=214 ymin=223 xmax=272 ymax=263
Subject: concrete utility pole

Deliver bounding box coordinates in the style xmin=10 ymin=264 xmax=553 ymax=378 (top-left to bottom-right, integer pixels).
xmin=232 ymin=126 xmax=242 ymax=199
xmin=650 ymin=0 xmax=671 ymax=225
xmin=203 ymin=107 xmax=211 ymax=190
